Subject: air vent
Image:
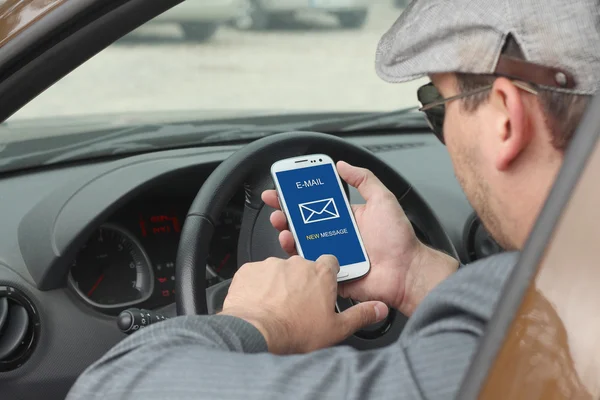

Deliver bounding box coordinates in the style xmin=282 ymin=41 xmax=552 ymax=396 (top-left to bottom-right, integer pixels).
xmin=463 ymin=213 xmax=503 ymax=262
xmin=0 ymin=286 xmax=40 ymax=372
xmin=365 ymin=142 xmax=426 ymax=153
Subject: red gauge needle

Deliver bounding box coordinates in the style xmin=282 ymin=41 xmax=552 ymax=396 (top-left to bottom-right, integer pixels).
xmin=87 ymin=274 xmax=105 ymax=297
xmin=215 ymin=254 xmax=231 ymax=274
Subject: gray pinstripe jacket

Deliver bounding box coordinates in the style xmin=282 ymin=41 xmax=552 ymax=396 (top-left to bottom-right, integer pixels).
xmin=66 ymin=252 xmax=518 ymax=400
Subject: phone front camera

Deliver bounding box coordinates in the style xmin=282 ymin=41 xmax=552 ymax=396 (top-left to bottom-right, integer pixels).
xmin=319 ymin=159 xmax=322 ymax=162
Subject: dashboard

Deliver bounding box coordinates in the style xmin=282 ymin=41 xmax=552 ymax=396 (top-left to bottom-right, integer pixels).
xmin=0 ymin=132 xmax=498 ymax=400
xmin=67 ymin=193 xmax=244 ymax=314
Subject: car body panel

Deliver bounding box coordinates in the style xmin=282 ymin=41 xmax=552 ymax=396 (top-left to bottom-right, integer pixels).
xmin=0 ymin=0 xmax=67 ymax=48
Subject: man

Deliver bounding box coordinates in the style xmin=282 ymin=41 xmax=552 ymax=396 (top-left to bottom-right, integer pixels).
xmin=67 ymin=0 xmax=599 ymax=399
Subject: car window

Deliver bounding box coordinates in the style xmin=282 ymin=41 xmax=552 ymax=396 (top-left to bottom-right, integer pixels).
xmin=459 ymin=96 xmax=600 ymax=399
xmin=7 ymin=1 xmax=424 ymax=122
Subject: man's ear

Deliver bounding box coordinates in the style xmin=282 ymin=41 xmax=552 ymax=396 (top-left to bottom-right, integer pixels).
xmin=489 ymin=77 xmax=533 ymax=171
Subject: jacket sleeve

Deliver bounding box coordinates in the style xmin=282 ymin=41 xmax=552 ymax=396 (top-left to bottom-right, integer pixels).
xmin=65 ymin=252 xmax=518 ymax=400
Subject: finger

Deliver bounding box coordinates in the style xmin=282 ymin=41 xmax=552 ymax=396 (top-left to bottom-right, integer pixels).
xmin=261 ymin=190 xmax=281 ymax=210
xmin=337 ymin=161 xmax=391 ymax=201
xmin=269 ymin=210 xmax=288 ymax=232
xmin=337 ymin=280 xmax=373 ymax=304
xmin=279 ymin=231 xmax=297 ymax=256
xmin=316 ymin=254 xmax=340 ymax=275
xmin=337 ymin=301 xmax=388 ymax=337
xmin=337 ymin=280 xmax=360 ymax=300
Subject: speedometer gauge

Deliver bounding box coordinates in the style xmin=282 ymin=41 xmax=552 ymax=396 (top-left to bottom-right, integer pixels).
xmin=69 ymin=224 xmax=153 ymax=308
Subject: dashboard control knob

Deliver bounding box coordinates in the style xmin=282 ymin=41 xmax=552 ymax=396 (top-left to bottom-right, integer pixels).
xmin=117 ymin=308 xmax=168 ymax=334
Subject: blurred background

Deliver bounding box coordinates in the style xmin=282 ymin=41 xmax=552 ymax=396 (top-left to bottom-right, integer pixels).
xmin=9 ymin=0 xmax=423 ymax=122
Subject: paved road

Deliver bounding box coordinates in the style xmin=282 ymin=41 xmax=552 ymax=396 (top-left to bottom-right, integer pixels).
xmin=10 ymin=2 xmax=425 ymax=123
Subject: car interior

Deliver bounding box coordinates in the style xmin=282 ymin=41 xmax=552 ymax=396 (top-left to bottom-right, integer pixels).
xmin=0 ymin=1 xmax=515 ymax=399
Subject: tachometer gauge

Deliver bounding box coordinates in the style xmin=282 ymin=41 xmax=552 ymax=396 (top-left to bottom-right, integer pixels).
xmin=69 ymin=224 xmax=153 ymax=308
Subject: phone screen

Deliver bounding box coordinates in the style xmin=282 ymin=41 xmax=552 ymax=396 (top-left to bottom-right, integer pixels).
xmin=275 ymin=163 xmax=366 ymax=266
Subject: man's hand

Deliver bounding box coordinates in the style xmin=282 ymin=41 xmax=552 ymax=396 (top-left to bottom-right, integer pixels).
xmin=262 ymin=161 xmax=459 ymax=316
xmin=220 ymin=255 xmax=388 ymax=355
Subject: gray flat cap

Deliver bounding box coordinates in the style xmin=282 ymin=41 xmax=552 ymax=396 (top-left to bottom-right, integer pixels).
xmin=375 ymin=0 xmax=600 ymax=95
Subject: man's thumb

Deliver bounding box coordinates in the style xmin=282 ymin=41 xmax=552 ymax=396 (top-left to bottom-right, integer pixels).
xmin=336 ymin=161 xmax=387 ymax=201
xmin=338 ymin=301 xmax=389 ymax=337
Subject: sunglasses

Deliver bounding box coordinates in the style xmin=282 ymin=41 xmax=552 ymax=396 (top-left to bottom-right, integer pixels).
xmin=417 ymin=80 xmax=539 ymax=144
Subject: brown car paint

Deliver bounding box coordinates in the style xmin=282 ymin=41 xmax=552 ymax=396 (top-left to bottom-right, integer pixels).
xmin=0 ymin=0 xmax=66 ymax=48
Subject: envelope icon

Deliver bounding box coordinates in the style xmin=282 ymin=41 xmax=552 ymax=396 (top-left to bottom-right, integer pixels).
xmin=298 ymin=198 xmax=340 ymax=224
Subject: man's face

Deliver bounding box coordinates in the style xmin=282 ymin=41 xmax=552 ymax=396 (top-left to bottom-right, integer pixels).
xmin=430 ymin=73 xmax=515 ymax=249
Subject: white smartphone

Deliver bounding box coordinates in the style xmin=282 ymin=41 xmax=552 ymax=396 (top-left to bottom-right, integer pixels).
xmin=270 ymin=154 xmax=370 ymax=282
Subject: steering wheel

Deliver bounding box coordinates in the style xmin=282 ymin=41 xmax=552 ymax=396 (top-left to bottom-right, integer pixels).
xmin=175 ymin=131 xmax=457 ymax=349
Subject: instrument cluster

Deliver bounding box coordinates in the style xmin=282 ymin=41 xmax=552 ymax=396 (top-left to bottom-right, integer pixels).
xmin=68 ymin=195 xmax=242 ymax=314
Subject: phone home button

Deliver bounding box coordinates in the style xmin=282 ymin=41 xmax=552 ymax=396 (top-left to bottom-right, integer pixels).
xmin=337 ymin=270 xmax=349 ymax=279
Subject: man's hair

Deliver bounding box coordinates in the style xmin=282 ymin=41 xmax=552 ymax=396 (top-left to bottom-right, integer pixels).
xmin=455 ymin=37 xmax=591 ymax=150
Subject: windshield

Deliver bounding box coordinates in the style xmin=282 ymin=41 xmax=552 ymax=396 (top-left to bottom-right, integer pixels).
xmin=6 ymin=1 xmax=424 ymax=128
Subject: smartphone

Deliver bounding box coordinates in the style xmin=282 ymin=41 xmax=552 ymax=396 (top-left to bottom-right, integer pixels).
xmin=270 ymin=154 xmax=370 ymax=282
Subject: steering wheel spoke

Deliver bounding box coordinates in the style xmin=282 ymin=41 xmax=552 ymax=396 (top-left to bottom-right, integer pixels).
xmin=206 ymin=279 xmax=232 ymax=314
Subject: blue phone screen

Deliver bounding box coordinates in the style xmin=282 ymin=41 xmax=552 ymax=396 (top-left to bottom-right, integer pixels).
xmin=275 ymin=163 xmax=366 ymax=266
